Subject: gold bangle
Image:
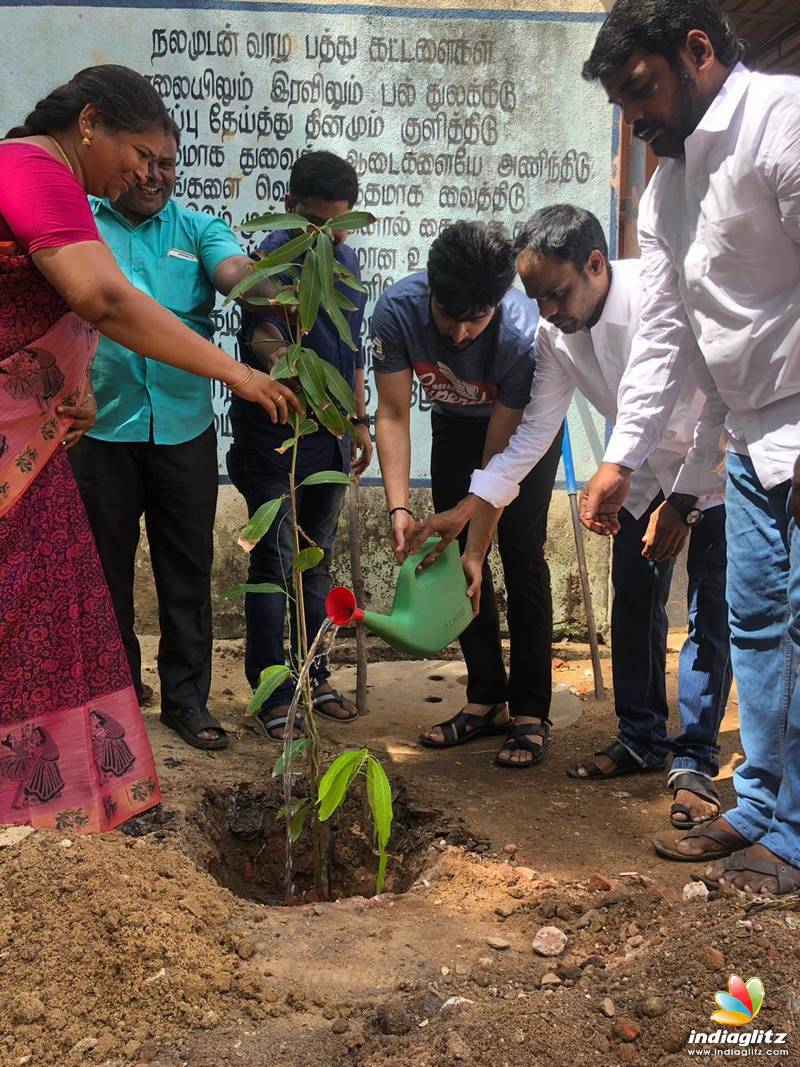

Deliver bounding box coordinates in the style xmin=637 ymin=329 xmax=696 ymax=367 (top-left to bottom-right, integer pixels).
xmin=229 ymin=365 xmax=254 ymax=390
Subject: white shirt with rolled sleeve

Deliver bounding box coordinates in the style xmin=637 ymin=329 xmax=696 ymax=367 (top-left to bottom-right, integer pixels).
xmin=604 ymin=64 xmax=800 ymax=491
xmin=469 ymin=258 xmax=724 ymax=518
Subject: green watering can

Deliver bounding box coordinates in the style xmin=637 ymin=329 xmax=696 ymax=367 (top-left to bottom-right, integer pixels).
xmin=325 ymin=537 xmax=473 ymax=656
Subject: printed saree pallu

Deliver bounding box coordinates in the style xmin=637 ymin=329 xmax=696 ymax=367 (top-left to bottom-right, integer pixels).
xmin=0 ymin=244 xmax=161 ymax=832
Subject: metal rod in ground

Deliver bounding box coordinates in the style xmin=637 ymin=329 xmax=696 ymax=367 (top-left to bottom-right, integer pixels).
xmin=561 ymin=422 xmax=606 ymax=699
xmin=348 ymin=478 xmax=369 ymax=714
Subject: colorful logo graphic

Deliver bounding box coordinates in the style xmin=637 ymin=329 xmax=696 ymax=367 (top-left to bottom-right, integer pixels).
xmin=711 ymin=975 xmax=765 ymax=1026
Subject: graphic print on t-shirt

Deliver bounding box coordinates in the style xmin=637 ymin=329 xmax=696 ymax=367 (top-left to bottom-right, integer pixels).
xmin=414 ymin=360 xmax=498 ymax=407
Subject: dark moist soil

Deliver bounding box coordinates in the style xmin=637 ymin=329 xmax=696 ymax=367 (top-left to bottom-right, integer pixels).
xmin=195 ymin=779 xmax=440 ymax=905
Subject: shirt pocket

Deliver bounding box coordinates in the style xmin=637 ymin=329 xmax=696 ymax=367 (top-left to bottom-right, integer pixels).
xmin=158 ymin=254 xmax=199 ymax=317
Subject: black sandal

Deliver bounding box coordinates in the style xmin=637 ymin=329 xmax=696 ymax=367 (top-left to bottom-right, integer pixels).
xmin=566 ymin=738 xmax=664 ymax=780
xmin=669 ymin=770 xmax=720 ymax=828
xmin=312 ymin=687 xmax=358 ymax=722
xmin=160 ymin=707 xmax=229 ymax=751
xmin=495 ymin=720 xmax=550 ymax=770
xmin=419 ymin=704 xmax=508 ymax=749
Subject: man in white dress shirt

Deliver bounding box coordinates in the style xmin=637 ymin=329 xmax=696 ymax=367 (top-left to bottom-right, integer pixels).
xmin=580 ymin=0 xmax=800 ymax=894
xmin=455 ymin=206 xmax=731 ymax=822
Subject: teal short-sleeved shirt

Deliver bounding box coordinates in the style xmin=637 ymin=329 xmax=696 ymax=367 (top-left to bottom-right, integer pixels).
xmin=87 ymin=197 xmax=243 ymax=444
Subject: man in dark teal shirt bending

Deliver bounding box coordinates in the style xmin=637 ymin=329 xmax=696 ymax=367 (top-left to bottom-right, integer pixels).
xmin=71 ymin=119 xmax=260 ymax=751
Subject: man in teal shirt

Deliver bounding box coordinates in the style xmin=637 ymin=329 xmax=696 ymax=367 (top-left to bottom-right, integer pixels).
xmin=71 ymin=119 xmax=256 ymax=750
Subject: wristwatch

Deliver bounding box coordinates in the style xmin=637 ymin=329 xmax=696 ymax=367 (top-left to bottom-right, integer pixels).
xmin=666 ymin=493 xmax=703 ymax=526
xmin=350 ymin=415 xmax=370 ymax=427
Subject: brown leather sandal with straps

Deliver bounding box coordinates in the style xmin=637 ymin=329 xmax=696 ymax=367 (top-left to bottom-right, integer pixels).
xmin=651 ymin=817 xmax=750 ymax=863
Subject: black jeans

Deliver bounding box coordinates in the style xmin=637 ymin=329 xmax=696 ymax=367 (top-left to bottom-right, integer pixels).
xmin=226 ymin=434 xmax=346 ymax=713
xmin=69 ymin=424 xmax=218 ymax=713
xmin=430 ymin=411 xmax=561 ymax=719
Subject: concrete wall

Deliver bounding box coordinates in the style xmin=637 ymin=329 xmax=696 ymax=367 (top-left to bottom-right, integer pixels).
xmin=133 ymin=483 xmax=613 ymax=640
xmin=4 ymin=0 xmax=647 ymax=641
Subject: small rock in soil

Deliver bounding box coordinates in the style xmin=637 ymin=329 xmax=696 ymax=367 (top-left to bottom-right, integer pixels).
xmin=376 ymin=1002 xmax=414 ymax=1036
xmin=577 ymin=909 xmax=598 ymax=930
xmin=596 ymin=889 xmax=629 ymax=907
xmin=557 ymin=965 xmax=582 ymax=980
xmin=235 ymin=939 xmax=256 ymax=960
xmin=532 ymin=926 xmax=568 ymax=957
xmin=332 ymin=1019 xmax=348 ymax=1034
xmin=581 ymin=955 xmax=606 ymax=969
xmin=514 ymin=866 xmax=537 ymax=880
xmin=442 ymin=996 xmax=475 ymax=1011
xmin=0 ymin=826 xmax=34 ymax=849
xmin=503 ymin=843 xmax=518 ymax=856
xmin=683 ymin=881 xmax=710 ymax=902
xmin=642 ymin=996 xmax=667 ymax=1018
xmin=702 ymin=946 xmax=725 ymax=969
xmin=540 ymin=973 xmax=562 ymax=988
xmin=69 ymin=1037 xmax=98 ymax=1054
xmin=495 ymin=904 xmax=515 ymax=918
xmin=663 ymin=1027 xmax=688 ymax=1053
xmin=446 ymin=1031 xmax=471 ymax=1061
xmin=613 ymin=1017 xmax=641 ymax=1042
xmin=599 ymin=998 xmax=616 ymax=1018
xmin=541 ymin=897 xmax=557 ymax=918
xmin=616 ymin=1043 xmax=638 ymax=1064
xmin=589 ymin=874 xmax=613 ymax=891
xmin=486 ymin=937 xmax=510 ymax=951
xmin=626 ymin=935 xmax=644 ymax=949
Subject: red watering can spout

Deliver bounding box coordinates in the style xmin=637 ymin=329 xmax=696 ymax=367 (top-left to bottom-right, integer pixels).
xmin=326 ymin=586 xmax=365 ymax=626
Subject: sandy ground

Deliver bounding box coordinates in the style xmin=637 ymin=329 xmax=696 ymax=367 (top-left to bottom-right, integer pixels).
xmin=3 ymin=633 xmax=799 ymax=1067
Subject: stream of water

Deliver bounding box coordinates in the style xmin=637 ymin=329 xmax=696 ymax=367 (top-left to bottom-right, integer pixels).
xmin=280 ymin=617 xmax=340 ymax=900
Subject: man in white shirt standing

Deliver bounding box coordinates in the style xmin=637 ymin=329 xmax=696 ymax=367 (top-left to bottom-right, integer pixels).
xmin=443 ymin=205 xmax=730 ymax=823
xmin=580 ymin=0 xmax=800 ymax=894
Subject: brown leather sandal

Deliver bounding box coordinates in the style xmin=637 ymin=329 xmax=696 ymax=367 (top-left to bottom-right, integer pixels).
xmin=714 ymin=849 xmax=800 ymax=895
xmin=651 ymin=817 xmax=750 ymax=863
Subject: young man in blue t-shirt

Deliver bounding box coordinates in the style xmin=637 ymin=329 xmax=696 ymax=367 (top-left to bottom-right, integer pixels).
xmin=372 ymin=222 xmax=561 ymax=769
xmin=228 ymin=152 xmax=371 ymax=738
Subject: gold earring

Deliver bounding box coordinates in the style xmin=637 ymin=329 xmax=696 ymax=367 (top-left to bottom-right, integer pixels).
xmin=81 ymin=131 xmax=92 ymax=147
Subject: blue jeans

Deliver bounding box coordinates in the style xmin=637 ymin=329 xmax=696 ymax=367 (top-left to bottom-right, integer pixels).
xmin=724 ymin=454 xmax=800 ymax=868
xmin=227 ymin=437 xmax=346 ymax=714
xmin=612 ymin=495 xmax=731 ymax=774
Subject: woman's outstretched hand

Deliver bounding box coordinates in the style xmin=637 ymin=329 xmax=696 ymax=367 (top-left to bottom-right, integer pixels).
xmin=231 ymin=367 xmax=303 ymax=423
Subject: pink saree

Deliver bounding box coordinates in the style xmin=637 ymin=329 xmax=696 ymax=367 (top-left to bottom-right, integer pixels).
xmin=0 ymin=242 xmax=161 ymax=832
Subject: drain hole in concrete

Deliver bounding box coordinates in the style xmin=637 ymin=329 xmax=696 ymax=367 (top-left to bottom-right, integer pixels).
xmin=424 ymin=696 xmax=443 ymax=703
xmin=427 ymin=674 xmax=445 ymax=681
xmin=194 ymin=780 xmax=438 ymax=906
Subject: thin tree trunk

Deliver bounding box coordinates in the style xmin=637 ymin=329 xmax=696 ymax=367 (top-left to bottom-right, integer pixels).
xmin=348 ymin=479 xmax=369 ymax=715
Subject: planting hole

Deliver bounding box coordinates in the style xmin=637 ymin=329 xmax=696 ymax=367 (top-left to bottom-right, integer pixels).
xmin=192 ymin=780 xmax=438 ymax=906
xmin=424 ymin=696 xmax=443 ymax=703
xmin=427 ymin=674 xmax=445 ymax=681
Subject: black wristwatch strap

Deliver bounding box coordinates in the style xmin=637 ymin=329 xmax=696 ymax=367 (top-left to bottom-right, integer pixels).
xmin=350 ymin=415 xmax=371 ymax=427
xmin=389 ymin=506 xmax=414 ymax=520
xmin=667 ymin=493 xmax=699 ymax=522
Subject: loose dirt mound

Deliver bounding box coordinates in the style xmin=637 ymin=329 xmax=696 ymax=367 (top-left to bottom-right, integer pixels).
xmin=0 ymin=832 xmax=283 ymax=1064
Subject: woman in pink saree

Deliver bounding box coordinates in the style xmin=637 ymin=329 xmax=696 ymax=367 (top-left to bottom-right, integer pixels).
xmin=0 ymin=65 xmax=300 ymax=832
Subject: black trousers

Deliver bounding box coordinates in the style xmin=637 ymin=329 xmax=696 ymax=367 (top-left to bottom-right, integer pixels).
xmin=69 ymin=424 xmax=218 ymax=713
xmin=430 ymin=411 xmax=562 ymax=719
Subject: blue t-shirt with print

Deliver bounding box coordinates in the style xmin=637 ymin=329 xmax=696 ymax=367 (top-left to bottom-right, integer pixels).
xmin=370 ymin=271 xmax=537 ymax=421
